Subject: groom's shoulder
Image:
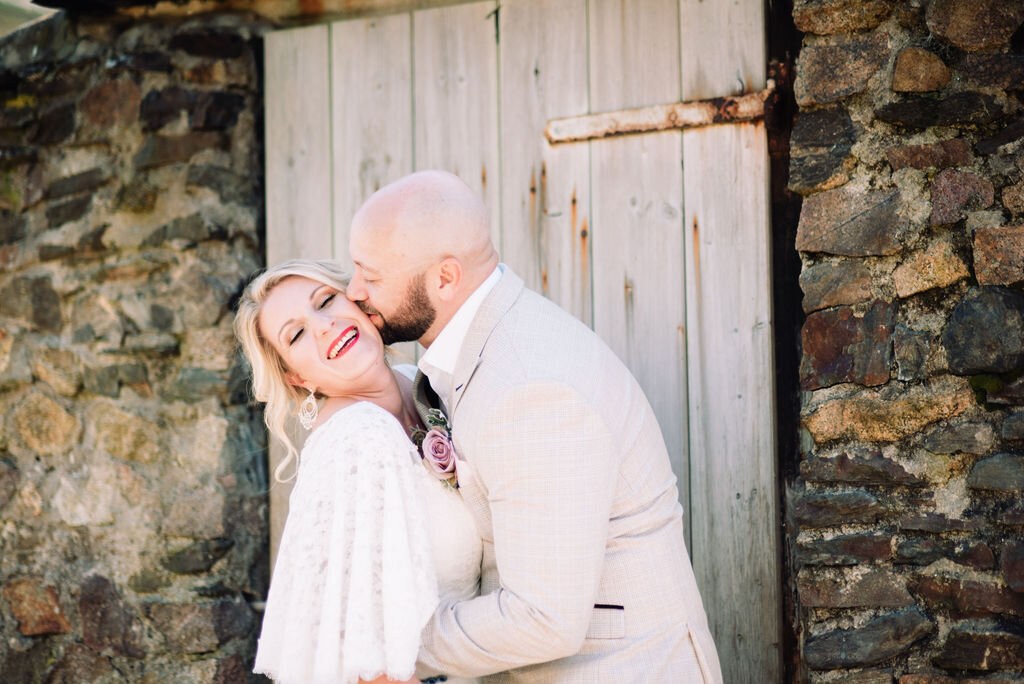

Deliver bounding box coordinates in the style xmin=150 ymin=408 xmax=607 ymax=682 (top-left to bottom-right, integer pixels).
xmin=486 ymin=286 xmax=618 ymax=377
xmin=506 ymin=287 xmax=597 ymax=343
xmin=492 ymin=268 xmax=584 ymax=327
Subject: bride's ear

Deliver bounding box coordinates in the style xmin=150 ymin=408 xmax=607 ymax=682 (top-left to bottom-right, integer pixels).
xmin=285 ymin=371 xmax=307 ymax=388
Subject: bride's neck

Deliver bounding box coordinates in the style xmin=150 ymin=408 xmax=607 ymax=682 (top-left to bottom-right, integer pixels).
xmin=341 ymin=363 xmax=415 ymax=427
xmin=371 ymin=374 xmax=405 ymax=421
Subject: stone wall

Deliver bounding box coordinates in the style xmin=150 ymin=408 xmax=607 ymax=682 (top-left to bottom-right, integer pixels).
xmin=0 ymin=11 xmax=270 ymax=682
xmin=790 ymin=0 xmax=1024 ymax=681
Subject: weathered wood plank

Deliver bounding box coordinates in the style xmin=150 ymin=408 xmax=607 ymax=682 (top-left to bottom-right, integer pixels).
xmin=330 ymin=14 xmax=420 ymax=363
xmin=588 ymin=0 xmax=689 ymax=542
xmin=265 ymin=25 xmax=333 ymax=265
xmin=263 ymin=25 xmax=333 ymax=571
xmin=498 ymin=0 xmax=591 ymax=323
xmin=588 ymin=0 xmax=681 ymax=111
xmin=412 ymin=1 xmax=501 ymax=249
xmin=681 ymin=0 xmax=779 ymax=680
xmin=330 ymin=13 xmax=414 ymax=268
xmin=545 ymin=88 xmax=772 ymax=144
xmin=590 ymin=132 xmax=688 ymax=535
xmin=683 ymin=121 xmax=778 ymax=683
xmin=679 ymin=0 xmax=765 ymax=99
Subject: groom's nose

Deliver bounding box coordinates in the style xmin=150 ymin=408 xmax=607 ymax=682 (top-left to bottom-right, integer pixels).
xmin=346 ymin=271 xmax=367 ymax=303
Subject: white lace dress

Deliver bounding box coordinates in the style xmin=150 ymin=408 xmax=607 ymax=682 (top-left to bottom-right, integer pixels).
xmin=254 ymin=401 xmax=482 ymax=684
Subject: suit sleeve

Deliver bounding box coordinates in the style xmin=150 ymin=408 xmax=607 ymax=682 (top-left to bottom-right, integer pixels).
xmin=417 ymin=382 xmax=618 ymax=676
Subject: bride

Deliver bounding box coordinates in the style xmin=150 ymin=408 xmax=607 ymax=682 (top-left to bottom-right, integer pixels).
xmin=234 ymin=258 xmax=481 ymax=684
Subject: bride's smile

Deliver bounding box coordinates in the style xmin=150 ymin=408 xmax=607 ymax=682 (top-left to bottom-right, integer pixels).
xmin=327 ymin=325 xmax=359 ymax=359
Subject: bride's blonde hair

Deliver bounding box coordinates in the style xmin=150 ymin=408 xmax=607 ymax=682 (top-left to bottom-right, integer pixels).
xmin=234 ymin=258 xmax=352 ymax=482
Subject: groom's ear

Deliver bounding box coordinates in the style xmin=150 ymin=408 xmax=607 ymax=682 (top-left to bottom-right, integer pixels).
xmin=435 ymin=258 xmax=462 ymax=302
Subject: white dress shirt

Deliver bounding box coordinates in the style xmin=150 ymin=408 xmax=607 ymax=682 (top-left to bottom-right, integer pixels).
xmin=418 ymin=265 xmax=502 ymax=411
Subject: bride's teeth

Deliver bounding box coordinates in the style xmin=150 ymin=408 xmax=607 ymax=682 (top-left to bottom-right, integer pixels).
xmin=327 ymin=328 xmax=357 ymax=359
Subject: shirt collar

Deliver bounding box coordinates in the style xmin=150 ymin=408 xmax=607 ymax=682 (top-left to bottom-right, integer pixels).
xmin=418 ymin=265 xmax=502 ymax=405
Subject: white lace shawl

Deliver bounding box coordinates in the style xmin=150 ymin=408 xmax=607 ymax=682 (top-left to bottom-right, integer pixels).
xmin=254 ymin=401 xmax=440 ymax=684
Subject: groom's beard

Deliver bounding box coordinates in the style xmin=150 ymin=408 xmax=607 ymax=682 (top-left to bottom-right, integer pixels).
xmin=359 ymin=272 xmax=436 ymax=346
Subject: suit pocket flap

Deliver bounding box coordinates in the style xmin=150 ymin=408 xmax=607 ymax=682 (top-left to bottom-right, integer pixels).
xmin=585 ymin=605 xmax=625 ymax=639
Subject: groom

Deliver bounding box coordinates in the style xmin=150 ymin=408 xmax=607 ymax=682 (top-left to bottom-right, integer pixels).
xmin=346 ymin=171 xmax=722 ymax=683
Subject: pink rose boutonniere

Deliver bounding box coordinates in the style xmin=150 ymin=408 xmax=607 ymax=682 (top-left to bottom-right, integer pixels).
xmin=410 ymin=409 xmax=458 ymax=489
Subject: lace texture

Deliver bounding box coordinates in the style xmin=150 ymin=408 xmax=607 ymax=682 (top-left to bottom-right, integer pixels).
xmin=254 ymin=402 xmax=443 ymax=684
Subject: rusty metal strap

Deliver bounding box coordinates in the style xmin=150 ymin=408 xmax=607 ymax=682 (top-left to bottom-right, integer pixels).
xmin=544 ymin=84 xmax=774 ymax=144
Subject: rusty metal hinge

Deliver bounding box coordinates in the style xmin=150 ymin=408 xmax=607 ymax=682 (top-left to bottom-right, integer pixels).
xmin=544 ymin=82 xmax=774 ymax=145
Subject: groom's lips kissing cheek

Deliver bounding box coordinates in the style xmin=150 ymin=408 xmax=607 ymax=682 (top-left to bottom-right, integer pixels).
xmin=326 ymin=325 xmax=359 ymax=360
xmin=357 ymin=301 xmax=385 ymax=330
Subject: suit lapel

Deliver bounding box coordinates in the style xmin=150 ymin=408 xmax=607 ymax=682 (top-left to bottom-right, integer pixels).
xmin=449 ymin=267 xmax=524 ymax=415
xmin=412 ymin=369 xmax=444 ymax=427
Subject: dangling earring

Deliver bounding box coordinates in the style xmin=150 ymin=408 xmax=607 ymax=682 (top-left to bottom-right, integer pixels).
xmin=298 ymin=387 xmax=319 ymax=430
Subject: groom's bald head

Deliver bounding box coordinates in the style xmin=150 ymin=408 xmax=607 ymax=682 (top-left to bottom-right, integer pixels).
xmin=352 ymin=170 xmax=494 ymax=269
xmin=347 ymin=171 xmax=499 ymax=347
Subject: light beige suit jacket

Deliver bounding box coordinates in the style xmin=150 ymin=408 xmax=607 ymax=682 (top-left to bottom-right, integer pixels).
xmin=415 ymin=267 xmax=723 ymax=683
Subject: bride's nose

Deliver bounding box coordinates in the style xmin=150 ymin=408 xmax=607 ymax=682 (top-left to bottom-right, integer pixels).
xmin=312 ymin=312 xmax=335 ymax=336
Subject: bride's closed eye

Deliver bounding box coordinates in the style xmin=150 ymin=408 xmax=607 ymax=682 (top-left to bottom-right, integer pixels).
xmin=288 ymin=292 xmax=337 ymax=345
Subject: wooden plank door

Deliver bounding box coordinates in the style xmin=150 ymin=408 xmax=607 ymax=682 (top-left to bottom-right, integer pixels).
xmin=264 ymin=1 xmax=779 ymax=679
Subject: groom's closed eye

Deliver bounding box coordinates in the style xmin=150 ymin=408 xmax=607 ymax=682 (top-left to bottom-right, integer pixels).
xmin=355 ymin=263 xmax=383 ymax=282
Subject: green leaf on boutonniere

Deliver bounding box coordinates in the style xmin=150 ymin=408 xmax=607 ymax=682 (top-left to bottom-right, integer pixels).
xmin=424 ymin=408 xmax=451 ymax=435
xmin=408 ymin=426 xmax=426 ymax=447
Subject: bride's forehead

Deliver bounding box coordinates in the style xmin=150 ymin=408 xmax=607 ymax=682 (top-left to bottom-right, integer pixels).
xmin=266 ymin=276 xmax=329 ymax=305
xmin=258 ymin=277 xmax=316 ymax=328
xmin=273 ymin=274 xmax=318 ymax=293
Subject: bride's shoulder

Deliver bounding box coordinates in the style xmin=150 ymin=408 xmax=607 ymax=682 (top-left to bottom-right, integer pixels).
xmin=297 ymin=402 xmax=420 ymax=484
xmin=306 ymin=401 xmax=410 ymax=451
xmin=313 ymin=399 xmax=401 ymax=431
